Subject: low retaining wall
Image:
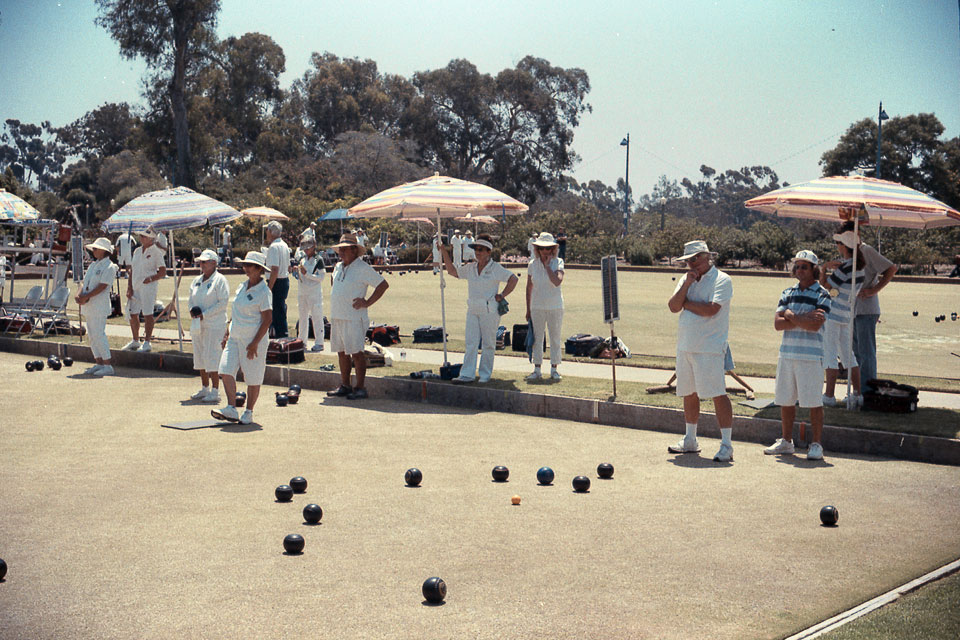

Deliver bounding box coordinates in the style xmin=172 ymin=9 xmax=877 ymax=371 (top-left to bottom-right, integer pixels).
xmin=4 ymin=336 xmax=958 ymax=467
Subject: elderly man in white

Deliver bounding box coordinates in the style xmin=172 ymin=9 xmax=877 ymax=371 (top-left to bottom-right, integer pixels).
xmin=295 ymin=236 xmax=326 ymax=352
xmin=667 ymin=240 xmax=735 ymax=463
xmin=264 ymin=220 xmax=291 ymax=338
xmin=188 ymin=249 xmax=231 ymax=403
xmin=326 ymin=233 xmax=389 ymax=400
xmin=123 ymin=228 xmax=166 ymax=353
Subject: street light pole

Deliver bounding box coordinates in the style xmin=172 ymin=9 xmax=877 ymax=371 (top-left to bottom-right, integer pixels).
xmin=620 ymin=134 xmax=630 ymax=236
xmin=875 ymin=102 xmax=889 ymax=179
xmin=659 ymin=197 xmax=666 ymax=232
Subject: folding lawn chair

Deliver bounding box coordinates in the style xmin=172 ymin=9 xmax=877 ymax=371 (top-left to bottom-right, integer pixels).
xmin=1 ymin=284 xmax=43 ymax=335
xmin=35 ymin=285 xmax=72 ymax=337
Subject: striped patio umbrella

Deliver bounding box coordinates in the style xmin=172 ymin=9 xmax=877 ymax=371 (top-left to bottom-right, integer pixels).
xmin=349 ymin=173 xmax=529 ymax=363
xmin=0 ymin=189 xmax=40 ymax=221
xmin=743 ymin=176 xmax=960 ymax=229
xmin=240 ymin=206 xmax=288 ymax=221
xmin=101 ymin=186 xmax=241 ymax=233
xmin=745 ymin=175 xmax=960 ymax=406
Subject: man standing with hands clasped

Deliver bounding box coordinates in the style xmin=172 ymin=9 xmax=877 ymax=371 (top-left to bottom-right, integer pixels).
xmin=264 ymin=220 xmax=290 ymax=338
xmin=667 ymin=240 xmax=735 ymax=462
xmin=123 ymin=228 xmax=166 ymax=353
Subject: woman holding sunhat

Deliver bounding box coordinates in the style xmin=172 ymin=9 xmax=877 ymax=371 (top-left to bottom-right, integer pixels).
xmin=525 ymin=232 xmax=565 ymax=381
xmin=212 ymin=251 xmax=273 ymax=425
xmin=75 ymin=237 xmax=119 ymax=376
xmin=187 ymin=249 xmax=230 ymax=404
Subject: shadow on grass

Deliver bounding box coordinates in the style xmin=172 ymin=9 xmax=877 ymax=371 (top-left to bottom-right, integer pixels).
xmin=754 ymin=406 xmax=960 ymax=440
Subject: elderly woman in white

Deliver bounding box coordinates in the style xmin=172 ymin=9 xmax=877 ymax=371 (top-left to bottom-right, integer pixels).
xmin=525 ymin=232 xmax=565 ymax=381
xmin=212 ymin=251 xmax=273 ymax=425
xmin=188 ymin=249 xmax=230 ymax=403
xmin=439 ymin=233 xmax=518 ymax=384
xmin=75 ymin=237 xmax=119 ymax=376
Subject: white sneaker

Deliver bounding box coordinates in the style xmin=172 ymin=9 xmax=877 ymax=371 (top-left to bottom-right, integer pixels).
xmin=84 ymin=364 xmax=103 ymax=375
xmin=138 ymin=341 xmax=152 ymax=352
xmin=477 ymin=376 xmax=491 ymax=384
xmin=668 ymin=437 xmax=701 ymax=454
xmin=122 ymin=340 xmax=142 ymax=351
xmin=202 ymin=389 xmax=220 ymax=404
xmin=525 ymin=370 xmax=542 ymax=381
xmin=310 ymin=344 xmax=324 ymax=352
xmin=713 ymin=443 xmax=734 ymax=462
xmin=764 ymin=438 xmax=795 ymax=455
xmin=93 ymin=365 xmax=115 ymax=377
xmin=550 ymin=369 xmax=562 ymax=381
xmin=191 ymin=387 xmax=209 ymax=400
xmin=212 ymin=405 xmax=239 ymax=422
xmin=821 ymin=394 xmax=838 ymax=407
xmin=807 ymin=442 xmax=824 ymax=460
xmin=239 ymin=410 xmax=253 ymax=425
xmin=845 ymin=394 xmax=862 ymax=410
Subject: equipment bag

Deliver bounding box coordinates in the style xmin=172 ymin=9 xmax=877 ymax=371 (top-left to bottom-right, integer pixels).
xmin=266 ymin=337 xmax=306 ymax=365
xmin=42 ymin=318 xmax=85 ymax=336
xmin=108 ymin=292 xmax=123 ymax=318
xmin=862 ymin=378 xmax=919 ymax=413
xmin=0 ymin=314 xmax=33 ymax=334
xmin=496 ymin=325 xmax=510 ymax=349
xmin=413 ymin=325 xmax=445 ymax=343
xmin=565 ymin=333 xmax=604 ymax=357
xmin=295 ymin=316 xmax=331 ymax=340
xmin=511 ymin=323 xmax=529 ymax=352
xmin=367 ymin=324 xmax=401 ymax=347
xmin=364 ymin=344 xmax=387 ymax=368
xmin=440 ymin=362 xmax=462 ymax=380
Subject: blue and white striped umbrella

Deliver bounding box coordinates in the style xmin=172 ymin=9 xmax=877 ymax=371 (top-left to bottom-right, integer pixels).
xmin=101 ymin=186 xmax=241 ymax=233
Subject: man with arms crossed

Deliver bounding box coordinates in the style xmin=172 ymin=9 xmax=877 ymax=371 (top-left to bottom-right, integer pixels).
xmin=667 ymin=240 xmax=735 ymax=462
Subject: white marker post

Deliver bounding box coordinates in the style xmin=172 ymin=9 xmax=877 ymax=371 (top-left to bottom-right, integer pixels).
xmin=601 ymin=255 xmax=620 ymax=399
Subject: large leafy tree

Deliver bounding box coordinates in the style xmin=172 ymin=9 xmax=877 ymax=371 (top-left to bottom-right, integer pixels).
xmin=411 ymin=56 xmax=591 ymax=202
xmin=820 ymin=113 xmax=959 ymax=208
xmin=0 ymin=119 xmax=66 ymax=191
xmin=96 ymin=0 xmax=221 ymax=188
xmin=56 ymin=102 xmax=137 ymax=162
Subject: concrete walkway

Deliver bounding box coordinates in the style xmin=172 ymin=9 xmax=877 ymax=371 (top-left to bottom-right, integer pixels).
xmin=103 ymin=324 xmax=960 ymax=410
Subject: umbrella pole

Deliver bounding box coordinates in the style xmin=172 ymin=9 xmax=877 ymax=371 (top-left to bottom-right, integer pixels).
xmin=437 ymin=210 xmax=449 ymax=365
xmin=170 ymin=231 xmax=183 ymax=351
xmin=846 ymin=215 xmax=860 ymax=408
xmin=416 ymin=222 xmax=420 ymax=264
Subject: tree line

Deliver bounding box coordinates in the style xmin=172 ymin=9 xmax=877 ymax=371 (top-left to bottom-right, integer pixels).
xmin=1 ymin=0 xmax=957 ymax=271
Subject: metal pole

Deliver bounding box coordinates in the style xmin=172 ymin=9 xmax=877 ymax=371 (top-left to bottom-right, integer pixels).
xmin=437 ymin=209 xmax=449 ymax=365
xmin=847 ymin=212 xmax=860 ymax=408
xmin=875 ymin=102 xmax=885 ymax=179
xmin=610 ymin=322 xmax=617 ymax=399
xmin=621 ymin=134 xmax=630 ymax=236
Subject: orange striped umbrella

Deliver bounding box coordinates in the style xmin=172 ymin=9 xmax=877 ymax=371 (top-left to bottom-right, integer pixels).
xmin=349 ymin=173 xmax=528 ymax=219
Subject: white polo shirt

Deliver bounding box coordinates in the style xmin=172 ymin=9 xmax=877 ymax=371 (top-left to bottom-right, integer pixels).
xmin=330 ymin=258 xmax=385 ymax=322
xmin=81 ymin=257 xmax=118 ymax=317
xmin=188 ymin=271 xmax=231 ymax=327
xmin=298 ymin=254 xmax=325 ymax=295
xmin=528 ymin=257 xmax=564 ymax=310
xmin=228 ymin=279 xmax=272 ymax=341
xmin=457 ymin=260 xmax=514 ymax=315
xmin=266 ymin=238 xmax=290 ymax=279
xmin=116 ymin=233 xmax=136 ymax=266
xmin=130 ymin=244 xmax=164 ymax=291
xmin=674 ymin=266 xmax=733 ymax=355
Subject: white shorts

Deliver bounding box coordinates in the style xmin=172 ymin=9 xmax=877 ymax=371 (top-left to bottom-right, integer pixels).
xmin=330 ymin=318 xmax=366 ymax=354
xmin=822 ymin=320 xmax=858 ymax=370
xmin=675 ymin=351 xmax=727 ymax=399
xmin=127 ymin=284 xmax=159 ymax=316
xmin=191 ymin=323 xmax=226 ymax=372
xmin=218 ymin=333 xmax=269 ymax=386
xmin=775 ymin=357 xmax=824 ymax=408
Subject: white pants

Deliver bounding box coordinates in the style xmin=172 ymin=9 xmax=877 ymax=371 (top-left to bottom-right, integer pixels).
xmin=462 ymin=308 xmax=500 ymax=381
xmin=822 ymin=320 xmax=858 ymax=370
xmin=531 ymin=308 xmax=563 ymax=367
xmin=86 ymin=314 xmax=111 ymax=361
xmin=218 ymin=333 xmax=269 ymax=386
xmin=191 ymin=322 xmax=226 ymax=372
xmin=297 ymin=293 xmax=324 ymax=348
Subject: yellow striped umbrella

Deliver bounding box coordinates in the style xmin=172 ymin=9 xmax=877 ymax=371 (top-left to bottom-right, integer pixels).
xmin=0 ymin=189 xmax=40 ymax=221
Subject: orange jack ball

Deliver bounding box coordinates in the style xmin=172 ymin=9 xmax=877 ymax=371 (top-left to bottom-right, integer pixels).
xmin=511 ymin=495 xmax=521 ymax=505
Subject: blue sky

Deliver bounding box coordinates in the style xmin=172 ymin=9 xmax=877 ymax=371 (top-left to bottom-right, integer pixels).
xmin=1 ymin=0 xmax=957 ymax=198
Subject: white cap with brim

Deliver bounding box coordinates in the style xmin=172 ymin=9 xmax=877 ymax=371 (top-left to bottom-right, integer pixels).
xmin=833 ymin=230 xmax=858 ymax=249
xmin=85 ymin=237 xmax=114 ymax=253
xmin=469 ymin=238 xmax=494 ymax=251
xmin=793 ymin=249 xmax=820 ymax=266
xmin=676 ymin=240 xmax=715 ymax=261
xmin=238 ymin=251 xmax=267 ymax=269
xmin=197 ymin=249 xmax=219 ymax=263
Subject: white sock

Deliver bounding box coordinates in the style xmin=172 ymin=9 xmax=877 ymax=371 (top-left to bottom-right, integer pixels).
xmin=201 ymin=386 xmax=209 ymax=393
xmin=720 ymin=428 xmax=732 ymax=446
xmin=685 ymin=423 xmax=697 ymax=440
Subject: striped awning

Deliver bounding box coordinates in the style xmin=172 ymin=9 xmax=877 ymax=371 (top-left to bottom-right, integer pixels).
xmin=349 ymin=174 xmax=528 ymax=219
xmin=101 ymin=186 xmax=241 ymax=233
xmin=744 ymin=176 xmax=960 ymax=229
xmin=0 ymin=189 xmax=41 ymax=221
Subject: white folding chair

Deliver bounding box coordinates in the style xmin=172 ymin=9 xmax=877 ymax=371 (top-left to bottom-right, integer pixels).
xmin=1 ymin=284 xmax=43 ymax=335
xmin=36 ymin=285 xmax=71 ymax=337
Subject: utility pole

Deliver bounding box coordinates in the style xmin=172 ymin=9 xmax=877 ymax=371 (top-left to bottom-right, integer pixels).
xmin=620 ymin=134 xmax=630 ymax=236
xmin=875 ymin=102 xmax=889 ymax=179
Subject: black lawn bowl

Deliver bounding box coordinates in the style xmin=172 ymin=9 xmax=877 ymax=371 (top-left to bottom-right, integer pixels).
xmin=422 ymin=576 xmax=446 ymax=604
xmin=275 ymin=392 xmax=289 ymax=407
xmin=536 ymin=466 xmax=555 ymax=485
xmin=572 ymin=475 xmax=591 ymax=493
xmin=275 ymin=484 xmax=294 ymax=502
xmin=491 ymin=466 xmax=510 ymax=482
xmin=302 ymin=503 xmax=323 ymax=524
xmin=912 ymin=310 xmax=918 ymax=316
xmin=25 ymin=361 xmax=35 ymax=372
xmin=0 ymin=557 xmax=6 ymax=580
xmin=597 ymin=463 xmax=614 ymax=479
xmin=820 ymin=505 xmax=839 ymax=527
xmin=49 ymin=359 xmax=62 ymax=371
xmin=289 ymin=384 xmax=302 ymax=395
xmin=62 ymin=356 xmax=73 ymax=367
xmin=33 ymin=360 xmax=44 ymax=371
xmin=190 ymin=306 xmax=203 ymax=318
xmin=289 ymin=476 xmax=307 ymax=493
xmin=405 ymin=468 xmax=423 ymax=487
xmin=286 ymin=390 xmax=300 ymax=404
xmin=283 ymin=534 xmax=305 ymax=554
xmin=235 ymin=392 xmax=246 ymax=408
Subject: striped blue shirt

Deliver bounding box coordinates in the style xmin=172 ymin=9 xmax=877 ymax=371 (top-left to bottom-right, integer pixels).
xmin=825 ymin=259 xmax=863 ymax=325
xmin=777 ymin=281 xmax=832 ymax=362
